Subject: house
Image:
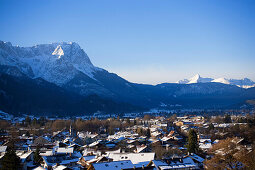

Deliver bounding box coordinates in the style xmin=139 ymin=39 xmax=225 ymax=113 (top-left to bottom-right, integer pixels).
xmin=108 ymin=152 xmax=155 ymax=164
xmin=153 ymin=156 xmax=197 ymax=170
xmin=89 ymin=160 xmax=134 ymax=170
xmin=199 ymin=139 xmax=212 ymax=151
xmin=78 ymin=155 xmax=96 ymax=167
xmin=79 ymin=155 xmax=113 ymax=169
xmin=41 ymin=147 xmax=82 ymax=169
xmin=187 ymin=153 xmax=204 ymax=169
xmin=0 ymin=145 xmax=7 ymax=159
xmin=16 ymin=150 xmax=35 ymax=170
xmin=32 ymin=136 xmax=54 ymax=149
xmin=89 ymin=160 xmax=154 ymax=170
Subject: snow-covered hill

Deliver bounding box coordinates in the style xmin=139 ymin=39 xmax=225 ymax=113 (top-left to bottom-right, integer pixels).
xmin=177 ymin=74 xmax=255 ymax=88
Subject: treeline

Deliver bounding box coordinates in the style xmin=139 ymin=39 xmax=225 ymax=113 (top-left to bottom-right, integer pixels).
xmin=1 ymin=116 xmax=154 ymax=136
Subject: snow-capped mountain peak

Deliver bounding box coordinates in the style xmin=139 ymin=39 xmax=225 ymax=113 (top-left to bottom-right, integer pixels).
xmin=188 ymin=74 xmax=201 ymax=83
xmin=177 ymin=74 xmax=213 ymax=84
xmin=177 ymin=74 xmax=255 ymax=88
xmin=189 ymin=74 xmax=200 ymax=81
xmin=0 ymin=40 xmax=98 ymax=85
xmin=52 ymin=45 xmax=64 ymax=59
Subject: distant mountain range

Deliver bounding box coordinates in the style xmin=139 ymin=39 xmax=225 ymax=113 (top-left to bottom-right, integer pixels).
xmin=177 ymin=74 xmax=255 ymax=88
xmin=0 ymin=40 xmax=254 ymax=115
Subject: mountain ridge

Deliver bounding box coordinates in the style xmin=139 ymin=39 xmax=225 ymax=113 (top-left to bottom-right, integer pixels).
xmin=176 ymin=74 xmax=255 ymax=88
xmin=0 ymin=40 xmax=255 ymax=115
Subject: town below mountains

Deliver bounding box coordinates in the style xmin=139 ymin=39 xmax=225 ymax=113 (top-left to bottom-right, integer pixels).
xmin=0 ymin=41 xmax=255 ymax=170
xmin=0 ymin=40 xmax=255 ymax=116
xmin=0 ymin=110 xmax=255 ymax=170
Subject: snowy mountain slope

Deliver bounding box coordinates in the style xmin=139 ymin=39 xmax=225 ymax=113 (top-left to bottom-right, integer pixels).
xmin=212 ymin=77 xmax=230 ymax=84
xmin=177 ymin=74 xmax=255 ymax=88
xmin=188 ymin=74 xmax=213 ymax=84
xmin=0 ymin=41 xmax=101 ymax=85
xmin=0 ymin=41 xmax=152 ymax=105
xmin=228 ymin=78 xmax=255 ymax=88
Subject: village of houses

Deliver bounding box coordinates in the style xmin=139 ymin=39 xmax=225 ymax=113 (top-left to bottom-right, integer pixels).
xmin=0 ymin=111 xmax=254 ymax=170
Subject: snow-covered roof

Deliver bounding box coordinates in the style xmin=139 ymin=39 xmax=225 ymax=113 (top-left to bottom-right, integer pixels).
xmin=213 ymin=139 xmax=220 ymax=144
xmin=199 ymin=139 xmax=212 ymax=143
xmin=57 ymin=147 xmax=74 ymax=154
xmin=83 ymin=155 xmax=96 ymax=161
xmin=188 ymin=153 xmax=205 ymax=163
xmin=153 ymin=160 xmax=168 ymax=167
xmin=78 ymin=132 xmax=98 ymax=139
xmin=92 ymin=160 xmax=133 ymax=170
xmin=127 ymin=139 xmax=136 ymax=144
xmin=33 ymin=166 xmax=46 ymax=170
xmin=105 ymin=149 xmax=121 ymax=155
xmin=108 ymin=153 xmax=155 ymax=164
xmin=151 ymin=131 xmax=161 ymax=137
xmin=53 ymin=165 xmax=67 ymax=170
xmin=134 ymin=161 xmax=151 ymax=168
xmin=43 ymin=154 xmax=81 ymax=167
xmin=105 ymin=143 xmax=115 ymax=148
xmin=40 ymin=150 xmax=53 ymax=156
xmin=89 ymin=140 xmax=101 ymax=147
xmin=161 ymin=136 xmax=171 ymax=142
xmin=199 ymin=143 xmax=212 ymax=149
xmin=157 ymin=157 xmax=196 ymax=169
xmin=16 ymin=151 xmax=33 ymax=163
xmin=135 ymin=145 xmax=147 ymax=153
xmin=0 ymin=146 xmax=7 ymax=153
xmin=83 ymin=148 xmax=102 ymax=156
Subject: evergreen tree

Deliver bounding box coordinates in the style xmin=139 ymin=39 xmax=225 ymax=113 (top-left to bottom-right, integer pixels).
xmin=186 ymin=129 xmax=199 ymax=154
xmin=32 ymin=118 xmax=37 ymax=126
xmin=25 ymin=116 xmax=31 ymax=125
xmin=1 ymin=147 xmax=21 ymax=170
xmin=126 ymin=118 xmax=130 ymax=125
xmin=137 ymin=127 xmax=143 ymax=136
xmin=146 ymin=128 xmax=151 ymax=138
xmin=208 ymin=123 xmax=214 ymax=131
xmin=107 ymin=126 xmax=114 ymax=135
xmin=224 ymin=114 xmax=232 ymax=123
xmin=25 ymin=131 xmax=30 ymax=137
xmin=33 ymin=146 xmax=42 ymax=165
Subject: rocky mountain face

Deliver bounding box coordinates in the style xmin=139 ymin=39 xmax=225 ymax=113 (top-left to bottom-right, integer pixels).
xmin=0 ymin=40 xmax=254 ymax=115
xmin=0 ymin=41 xmax=99 ymax=85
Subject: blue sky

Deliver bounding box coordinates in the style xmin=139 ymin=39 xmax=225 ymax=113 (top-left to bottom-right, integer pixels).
xmin=0 ymin=0 xmax=255 ymax=84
